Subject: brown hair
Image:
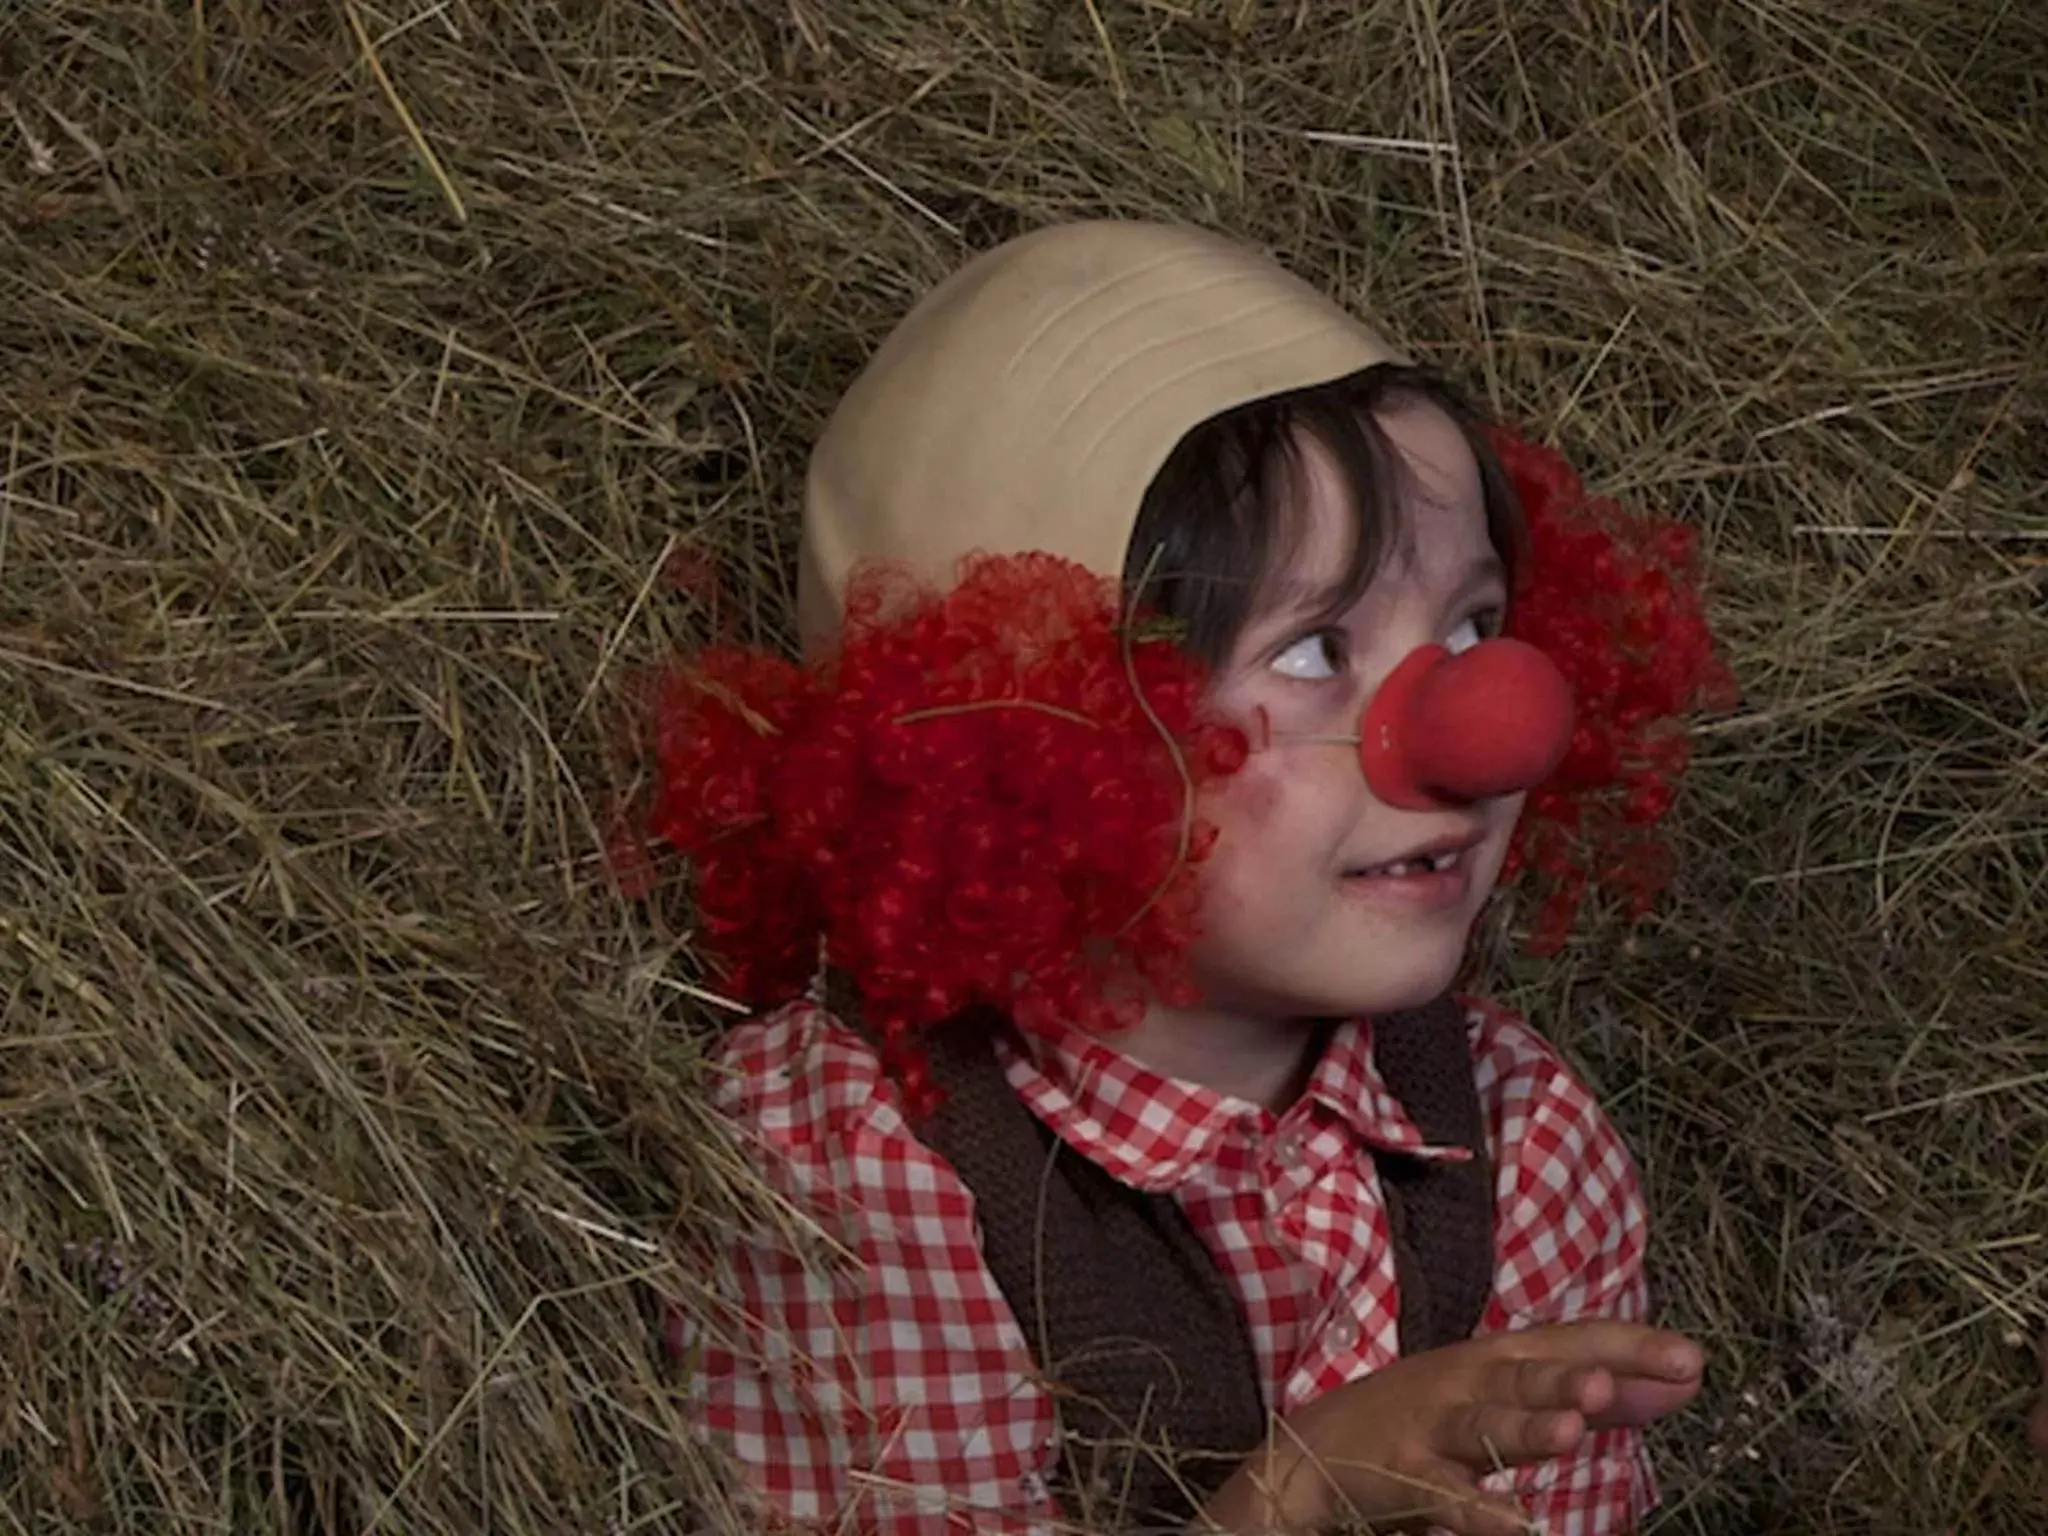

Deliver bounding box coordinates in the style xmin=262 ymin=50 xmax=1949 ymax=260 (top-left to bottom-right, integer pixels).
xmin=1123 ymin=365 xmax=1528 ymax=665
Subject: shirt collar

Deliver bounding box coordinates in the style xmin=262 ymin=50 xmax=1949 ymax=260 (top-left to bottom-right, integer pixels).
xmin=994 ymin=1016 xmax=1471 ymax=1194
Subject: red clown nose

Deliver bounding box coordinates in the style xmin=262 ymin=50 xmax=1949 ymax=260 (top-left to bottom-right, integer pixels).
xmin=1358 ymin=639 xmax=1576 ymax=810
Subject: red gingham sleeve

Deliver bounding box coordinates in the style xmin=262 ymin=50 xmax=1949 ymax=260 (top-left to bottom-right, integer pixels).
xmin=680 ymin=1003 xmax=1061 ymax=1535
xmin=1467 ymin=1001 xmax=1657 ymax=1536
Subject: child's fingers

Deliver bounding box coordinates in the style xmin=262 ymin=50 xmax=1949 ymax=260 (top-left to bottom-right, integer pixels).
xmin=1516 ymin=1320 xmax=1705 ymax=1384
xmin=1489 ymin=1356 xmax=1615 ymax=1417
xmin=1589 ymin=1371 xmax=1705 ymax=1430
xmin=1445 ymin=1402 xmax=1586 ymax=1468
xmin=1402 ymin=1464 xmax=1538 ymax=1536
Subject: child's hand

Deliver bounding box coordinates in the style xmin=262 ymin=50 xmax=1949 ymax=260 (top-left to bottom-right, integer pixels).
xmin=1199 ymin=1320 xmax=1704 ymax=1535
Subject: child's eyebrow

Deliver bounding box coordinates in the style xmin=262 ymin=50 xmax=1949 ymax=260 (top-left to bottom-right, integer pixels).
xmin=1255 ymin=573 xmax=1353 ymax=625
xmin=1258 ymin=551 xmax=1507 ymax=626
xmin=1446 ymin=553 xmax=1508 ymax=604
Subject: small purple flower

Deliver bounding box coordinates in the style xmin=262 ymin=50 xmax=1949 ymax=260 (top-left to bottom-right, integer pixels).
xmin=61 ymin=1238 xmax=170 ymax=1325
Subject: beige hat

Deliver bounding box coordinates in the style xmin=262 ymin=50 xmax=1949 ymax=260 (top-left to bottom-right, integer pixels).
xmin=798 ymin=221 xmax=1402 ymax=650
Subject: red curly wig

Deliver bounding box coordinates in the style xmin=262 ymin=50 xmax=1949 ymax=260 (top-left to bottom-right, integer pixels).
xmin=631 ymin=427 xmax=1730 ymax=1100
xmin=1492 ymin=428 xmax=1735 ymax=951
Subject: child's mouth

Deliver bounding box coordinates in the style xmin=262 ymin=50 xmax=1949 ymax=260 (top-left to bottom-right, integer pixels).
xmin=1350 ymin=848 xmax=1464 ymax=879
xmin=1340 ymin=845 xmax=1473 ymax=907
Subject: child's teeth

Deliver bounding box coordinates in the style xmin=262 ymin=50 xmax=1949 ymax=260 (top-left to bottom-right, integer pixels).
xmin=1353 ymin=849 xmax=1461 ymax=878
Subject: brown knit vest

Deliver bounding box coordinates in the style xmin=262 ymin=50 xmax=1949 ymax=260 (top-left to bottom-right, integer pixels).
xmin=915 ymin=998 xmax=1495 ymax=1532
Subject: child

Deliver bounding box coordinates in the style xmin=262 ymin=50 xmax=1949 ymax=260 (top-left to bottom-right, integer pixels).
xmin=649 ymin=222 xmax=1722 ymax=1535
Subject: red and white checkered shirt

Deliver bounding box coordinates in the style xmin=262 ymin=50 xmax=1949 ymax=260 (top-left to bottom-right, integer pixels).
xmin=681 ymin=997 xmax=1653 ymax=1534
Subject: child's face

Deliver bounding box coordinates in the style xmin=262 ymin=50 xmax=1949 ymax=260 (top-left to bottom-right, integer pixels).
xmin=1191 ymin=397 xmax=1519 ymax=1019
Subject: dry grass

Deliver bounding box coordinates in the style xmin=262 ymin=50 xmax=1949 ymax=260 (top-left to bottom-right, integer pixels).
xmin=1 ymin=1 xmax=2043 ymax=1531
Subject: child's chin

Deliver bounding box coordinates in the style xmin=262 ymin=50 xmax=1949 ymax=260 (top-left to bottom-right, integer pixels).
xmin=1197 ymin=923 xmax=1472 ymax=1020
xmin=1295 ymin=954 xmax=1466 ymax=1021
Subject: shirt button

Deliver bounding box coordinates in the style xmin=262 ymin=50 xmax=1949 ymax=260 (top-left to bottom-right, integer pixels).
xmin=1326 ymin=1314 xmax=1360 ymax=1352
xmin=1275 ymin=1129 xmax=1306 ymax=1167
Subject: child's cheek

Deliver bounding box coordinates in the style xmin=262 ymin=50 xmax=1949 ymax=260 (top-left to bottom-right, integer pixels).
xmin=1209 ymin=747 xmax=1289 ymax=829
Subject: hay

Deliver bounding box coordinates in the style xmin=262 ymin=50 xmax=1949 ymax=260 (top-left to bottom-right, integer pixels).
xmin=0 ymin=1 xmax=2041 ymax=1530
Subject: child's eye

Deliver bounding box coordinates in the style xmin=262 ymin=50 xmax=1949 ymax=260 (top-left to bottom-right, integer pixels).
xmin=1271 ymin=629 xmax=1347 ymax=681
xmin=1445 ymin=609 xmax=1503 ymax=656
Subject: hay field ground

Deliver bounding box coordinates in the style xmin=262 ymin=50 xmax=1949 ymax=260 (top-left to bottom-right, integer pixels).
xmin=2 ymin=2 xmax=2043 ymax=1532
